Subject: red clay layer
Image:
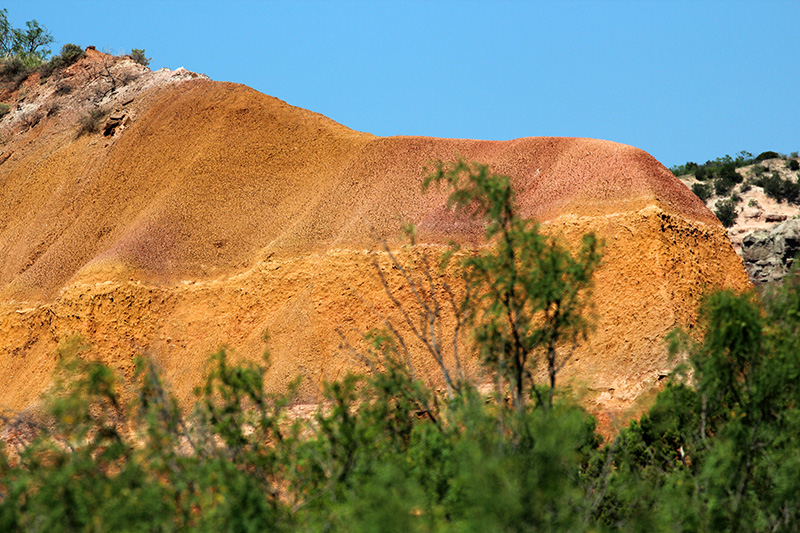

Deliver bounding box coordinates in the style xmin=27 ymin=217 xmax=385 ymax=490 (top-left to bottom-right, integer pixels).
xmin=1 ymin=80 xmax=715 ymax=301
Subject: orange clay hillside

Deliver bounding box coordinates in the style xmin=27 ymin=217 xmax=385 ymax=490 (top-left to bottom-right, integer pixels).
xmin=0 ymin=50 xmax=748 ymax=424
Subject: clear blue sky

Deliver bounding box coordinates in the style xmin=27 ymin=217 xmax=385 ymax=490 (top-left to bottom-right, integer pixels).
xmin=6 ymin=1 xmax=799 ymax=168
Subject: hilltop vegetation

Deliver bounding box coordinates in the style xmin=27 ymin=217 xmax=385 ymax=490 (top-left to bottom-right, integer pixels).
xmin=2 ymin=163 xmax=799 ymax=531
xmin=0 ymin=9 xmax=148 ymax=94
xmin=672 ymin=151 xmax=800 ymax=228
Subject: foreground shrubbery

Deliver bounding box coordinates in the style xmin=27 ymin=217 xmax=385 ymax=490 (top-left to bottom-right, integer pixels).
xmin=3 ymin=283 xmax=800 ymax=531
xmin=3 ymin=161 xmax=800 ymax=530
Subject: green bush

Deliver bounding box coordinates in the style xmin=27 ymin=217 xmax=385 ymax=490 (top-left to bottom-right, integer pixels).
xmin=713 ymin=177 xmax=734 ymax=197
xmin=788 ymin=159 xmax=799 ymax=171
xmin=130 ymin=48 xmax=150 ymax=67
xmin=669 ymin=161 xmax=698 ymax=177
xmin=755 ymin=150 xmax=781 ymax=163
xmin=719 ymin=162 xmax=742 ymax=184
xmin=0 ymin=102 xmax=9 ymax=120
xmin=38 ymin=44 xmax=83 ymax=78
xmin=58 ymin=43 xmax=83 ymax=63
xmin=755 ymin=171 xmax=800 ymax=204
xmin=714 ymin=198 xmax=737 ymax=227
xmin=691 ymin=182 xmax=713 ymax=202
xmin=695 ymin=166 xmax=708 ymax=181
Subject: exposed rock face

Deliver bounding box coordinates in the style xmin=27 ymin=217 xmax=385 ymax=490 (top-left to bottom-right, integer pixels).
xmin=742 ymin=219 xmax=800 ymax=283
xmin=0 ymin=51 xmax=750 ymax=424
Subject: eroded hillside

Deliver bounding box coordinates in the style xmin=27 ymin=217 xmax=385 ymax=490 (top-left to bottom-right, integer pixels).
xmin=0 ymin=50 xmax=749 ymax=424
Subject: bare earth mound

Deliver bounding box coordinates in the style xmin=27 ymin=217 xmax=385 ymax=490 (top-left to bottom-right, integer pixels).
xmin=0 ymin=52 xmax=749 ymax=425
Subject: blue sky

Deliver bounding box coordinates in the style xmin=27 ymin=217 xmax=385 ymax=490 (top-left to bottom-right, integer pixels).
xmin=5 ymin=1 xmax=799 ymax=167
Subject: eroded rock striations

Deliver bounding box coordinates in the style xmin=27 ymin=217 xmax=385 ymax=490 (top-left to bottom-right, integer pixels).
xmin=0 ymin=50 xmax=749 ymax=424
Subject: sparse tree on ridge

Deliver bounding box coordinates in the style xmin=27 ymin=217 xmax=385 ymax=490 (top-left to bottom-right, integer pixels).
xmin=0 ymin=9 xmax=53 ymax=67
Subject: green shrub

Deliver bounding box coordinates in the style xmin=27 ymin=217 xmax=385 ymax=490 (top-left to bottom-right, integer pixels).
xmin=714 ymin=177 xmax=734 ymax=197
xmin=58 ymin=43 xmax=83 ymax=64
xmin=691 ymin=182 xmax=713 ymax=202
xmin=788 ymin=159 xmax=799 ymax=171
xmin=0 ymin=102 xmax=9 ymax=120
xmin=718 ymin=162 xmax=742 ymax=184
xmin=38 ymin=43 xmax=84 ymax=78
xmin=757 ymin=171 xmax=800 ymax=204
xmin=755 ymin=151 xmax=781 ymax=163
xmin=130 ymin=48 xmax=150 ymax=67
xmin=714 ymin=198 xmax=737 ymax=227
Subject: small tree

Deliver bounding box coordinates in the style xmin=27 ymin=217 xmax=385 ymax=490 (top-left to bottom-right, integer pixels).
xmin=13 ymin=20 xmax=53 ymax=60
xmin=130 ymin=48 xmax=150 ymax=67
xmin=423 ymin=159 xmax=602 ymax=409
xmin=0 ymin=10 xmax=53 ymax=69
xmin=0 ymin=9 xmax=13 ymax=57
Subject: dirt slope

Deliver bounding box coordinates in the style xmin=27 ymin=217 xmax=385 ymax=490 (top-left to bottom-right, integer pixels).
xmin=0 ymin=51 xmax=749 ymax=424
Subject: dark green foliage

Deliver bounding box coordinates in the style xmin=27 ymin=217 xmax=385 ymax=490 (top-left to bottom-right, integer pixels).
xmin=695 ymin=165 xmax=708 ymax=181
xmin=670 ymin=151 xmax=753 ymax=179
xmin=38 ymin=43 xmax=84 ymax=78
xmin=754 ymin=171 xmax=800 ymax=204
xmin=130 ymin=48 xmax=150 ymax=67
xmin=0 ymin=9 xmax=53 ymax=69
xmin=755 ymin=150 xmax=781 ymax=162
xmin=0 ymin=341 xmax=602 ymax=531
xmin=597 ymin=287 xmax=800 ymax=530
xmin=691 ymin=182 xmax=712 ymax=202
xmin=0 ymin=10 xmax=54 ymax=87
xmin=59 ymin=43 xmax=83 ymax=63
xmin=669 ymin=161 xmax=699 ymax=177
xmin=713 ymin=176 xmax=734 ymax=197
xmin=714 ymin=198 xmax=737 ymax=227
xmin=789 ymin=159 xmax=799 ymax=171
xmin=0 ymin=54 xmax=30 ymax=85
